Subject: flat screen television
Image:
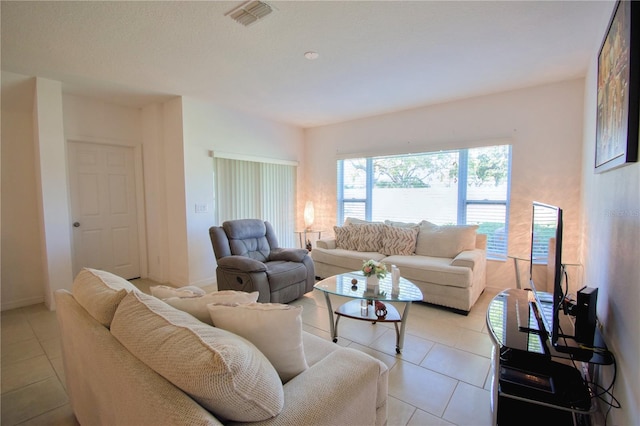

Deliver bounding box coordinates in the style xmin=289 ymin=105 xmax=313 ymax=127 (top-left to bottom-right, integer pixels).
xmin=528 ymin=201 xmax=564 ymax=347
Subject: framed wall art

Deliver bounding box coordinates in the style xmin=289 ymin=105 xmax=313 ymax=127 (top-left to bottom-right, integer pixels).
xmin=595 ymin=0 xmax=639 ymax=173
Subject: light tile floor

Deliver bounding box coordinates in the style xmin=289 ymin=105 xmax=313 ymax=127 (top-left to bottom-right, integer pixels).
xmin=1 ymin=280 xmax=502 ymax=425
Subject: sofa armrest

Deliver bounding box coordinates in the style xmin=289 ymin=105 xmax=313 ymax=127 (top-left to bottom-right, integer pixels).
xmin=55 ymin=290 xmax=223 ymax=425
xmin=217 ymin=256 xmax=267 ymax=272
xmin=451 ymin=248 xmax=485 ymax=270
xmin=268 ymin=248 xmax=308 ymax=262
xmin=243 ymin=348 xmax=387 ymax=426
xmin=316 ymin=238 xmax=337 ymax=250
xmin=475 ymin=233 xmax=487 ymax=250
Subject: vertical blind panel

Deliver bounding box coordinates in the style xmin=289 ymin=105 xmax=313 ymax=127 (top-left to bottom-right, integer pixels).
xmin=260 ymin=162 xmax=296 ymax=247
xmin=214 ymin=158 xmax=295 ymax=247
xmin=215 ymin=158 xmax=260 ymax=222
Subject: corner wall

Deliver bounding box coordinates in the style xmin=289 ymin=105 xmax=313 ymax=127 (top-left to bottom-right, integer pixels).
xmin=1 ymin=74 xmax=44 ymax=310
xmin=32 ymin=78 xmax=74 ymax=309
xmin=179 ymin=97 xmax=305 ymax=286
xmin=1 ymin=74 xmax=149 ymax=310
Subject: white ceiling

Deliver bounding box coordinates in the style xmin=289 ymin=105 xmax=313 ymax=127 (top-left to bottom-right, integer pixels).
xmin=1 ymin=1 xmax=615 ymax=128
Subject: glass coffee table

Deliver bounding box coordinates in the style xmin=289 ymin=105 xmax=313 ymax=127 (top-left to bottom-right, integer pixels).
xmin=314 ymin=271 xmax=423 ymax=354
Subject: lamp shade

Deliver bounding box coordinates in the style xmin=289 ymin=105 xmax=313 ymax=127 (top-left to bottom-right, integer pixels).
xmin=304 ymin=201 xmax=314 ymax=229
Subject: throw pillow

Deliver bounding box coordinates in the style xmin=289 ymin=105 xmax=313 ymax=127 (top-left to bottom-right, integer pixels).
xmin=110 ymin=291 xmax=284 ymax=422
xmin=344 ymin=217 xmax=374 ymax=225
xmin=414 ymin=221 xmax=437 ymax=255
xmin=71 ymin=268 xmax=138 ymax=327
xmin=150 ymin=285 xmax=205 ymax=299
xmin=207 ymin=303 xmax=308 ymax=383
xmin=415 ymin=224 xmax=479 ymax=258
xmin=334 ymin=225 xmax=356 ymax=250
xmin=384 ymin=219 xmax=419 ymax=228
xmin=349 ymin=223 xmax=385 ymax=252
xmin=419 ymin=220 xmax=437 ymax=227
xmin=164 ymin=290 xmax=259 ymax=325
xmin=379 ymin=225 xmax=419 ymax=256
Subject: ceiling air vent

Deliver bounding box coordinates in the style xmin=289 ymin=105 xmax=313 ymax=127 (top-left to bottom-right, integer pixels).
xmin=228 ymin=1 xmax=273 ymax=27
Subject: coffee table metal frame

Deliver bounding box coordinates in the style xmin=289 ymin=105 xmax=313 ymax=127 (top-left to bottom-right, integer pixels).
xmin=314 ymin=271 xmax=423 ymax=354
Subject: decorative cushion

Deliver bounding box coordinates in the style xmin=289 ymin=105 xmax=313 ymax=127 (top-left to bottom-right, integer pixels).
xmin=334 ymin=225 xmax=356 ymax=250
xmin=415 ymin=224 xmax=479 ymax=258
xmin=344 ymin=217 xmax=375 ymax=225
xmin=348 ymin=223 xmax=385 ymax=252
xmin=208 ymin=303 xmax=308 ymax=383
xmin=71 ymin=268 xmax=138 ymax=327
xmin=384 ymin=219 xmax=420 ymax=228
xmin=379 ymin=225 xmax=419 ymax=256
xmin=414 ymin=221 xmax=437 ymax=256
xmin=110 ymin=291 xmax=284 ymax=422
xmin=150 ymin=285 xmax=205 ymax=299
xmin=164 ymin=291 xmax=259 ymax=325
xmin=419 ymin=220 xmax=437 ymax=227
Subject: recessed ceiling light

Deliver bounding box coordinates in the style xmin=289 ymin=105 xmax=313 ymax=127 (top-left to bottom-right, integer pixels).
xmin=304 ymin=51 xmax=319 ymax=60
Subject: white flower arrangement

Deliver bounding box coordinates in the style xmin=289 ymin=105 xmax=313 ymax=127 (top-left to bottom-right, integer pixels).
xmin=362 ymin=259 xmax=388 ymax=279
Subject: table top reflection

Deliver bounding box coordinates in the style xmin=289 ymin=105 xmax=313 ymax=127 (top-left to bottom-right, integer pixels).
xmin=314 ymin=271 xmax=423 ymax=302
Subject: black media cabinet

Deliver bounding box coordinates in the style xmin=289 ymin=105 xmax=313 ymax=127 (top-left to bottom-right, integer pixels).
xmin=486 ymin=289 xmax=613 ymax=426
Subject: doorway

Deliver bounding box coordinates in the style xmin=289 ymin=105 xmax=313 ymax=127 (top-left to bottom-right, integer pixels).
xmin=68 ymin=141 xmax=141 ymax=279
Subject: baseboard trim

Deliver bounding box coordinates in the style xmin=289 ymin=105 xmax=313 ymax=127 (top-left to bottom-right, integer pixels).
xmin=1 ymin=295 xmax=46 ymax=312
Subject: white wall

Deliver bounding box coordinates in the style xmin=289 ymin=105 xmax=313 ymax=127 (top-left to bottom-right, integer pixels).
xmin=305 ymin=79 xmax=586 ymax=290
xmin=141 ymin=103 xmax=171 ymax=283
xmin=179 ymin=97 xmax=305 ymax=286
xmin=32 ymin=78 xmax=74 ymax=309
xmin=1 ymin=78 xmax=152 ymax=310
xmin=161 ymin=97 xmax=190 ymax=286
xmin=1 ymin=74 xmax=44 ymax=310
xmin=581 ymin=44 xmax=639 ymax=426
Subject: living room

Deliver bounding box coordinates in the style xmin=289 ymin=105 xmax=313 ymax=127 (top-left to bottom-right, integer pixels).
xmin=2 ymin=1 xmax=638 ymax=425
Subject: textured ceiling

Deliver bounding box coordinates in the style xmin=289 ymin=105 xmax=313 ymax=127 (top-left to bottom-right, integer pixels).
xmin=1 ymin=1 xmax=615 ymax=128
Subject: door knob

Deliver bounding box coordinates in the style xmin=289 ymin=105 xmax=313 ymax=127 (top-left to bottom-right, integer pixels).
xmin=73 ymin=222 xmax=80 ymax=228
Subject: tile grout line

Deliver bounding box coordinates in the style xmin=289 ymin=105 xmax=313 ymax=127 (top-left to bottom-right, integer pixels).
xmin=2 ymin=309 xmax=70 ymax=426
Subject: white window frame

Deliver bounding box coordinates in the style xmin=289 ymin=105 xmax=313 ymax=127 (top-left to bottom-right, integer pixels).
xmin=336 ymin=145 xmax=512 ymax=258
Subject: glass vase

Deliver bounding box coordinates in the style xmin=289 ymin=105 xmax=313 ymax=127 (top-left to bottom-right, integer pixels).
xmin=366 ymin=275 xmax=379 ymax=295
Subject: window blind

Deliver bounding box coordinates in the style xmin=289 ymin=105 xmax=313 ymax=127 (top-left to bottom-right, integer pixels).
xmin=214 ymin=157 xmax=296 ymax=247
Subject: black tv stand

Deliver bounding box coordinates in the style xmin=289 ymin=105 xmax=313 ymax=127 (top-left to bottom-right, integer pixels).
xmin=487 ymin=289 xmax=613 ymax=425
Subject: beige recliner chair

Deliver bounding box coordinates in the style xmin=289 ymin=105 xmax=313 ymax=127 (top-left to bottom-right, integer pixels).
xmin=209 ymin=219 xmax=315 ymax=303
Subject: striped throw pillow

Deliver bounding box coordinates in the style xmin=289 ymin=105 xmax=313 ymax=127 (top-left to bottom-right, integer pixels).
xmin=349 ymin=223 xmax=385 ymax=252
xmin=380 ymin=225 xmax=419 ymax=256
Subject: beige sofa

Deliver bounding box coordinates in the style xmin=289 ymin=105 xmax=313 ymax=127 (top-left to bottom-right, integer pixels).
xmin=311 ymin=219 xmax=487 ymax=314
xmin=56 ymin=268 xmax=388 ymax=425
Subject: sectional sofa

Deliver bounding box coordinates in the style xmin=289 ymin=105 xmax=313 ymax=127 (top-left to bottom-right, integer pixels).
xmin=311 ymin=218 xmax=487 ymax=313
xmin=56 ymin=268 xmax=388 ymax=425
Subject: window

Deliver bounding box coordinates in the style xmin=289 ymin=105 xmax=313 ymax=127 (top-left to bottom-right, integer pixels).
xmin=337 ymin=145 xmax=511 ymax=257
xmin=214 ymin=156 xmax=296 ymax=247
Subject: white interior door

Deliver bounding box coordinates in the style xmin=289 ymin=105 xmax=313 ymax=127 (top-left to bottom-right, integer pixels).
xmin=68 ymin=141 xmax=141 ymax=279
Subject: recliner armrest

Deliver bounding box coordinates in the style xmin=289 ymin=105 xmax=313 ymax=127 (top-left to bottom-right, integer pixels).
xmin=269 ymin=248 xmax=308 ymax=262
xmin=450 ymin=248 xmax=485 ymax=270
xmin=217 ymin=256 xmax=267 ymax=272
